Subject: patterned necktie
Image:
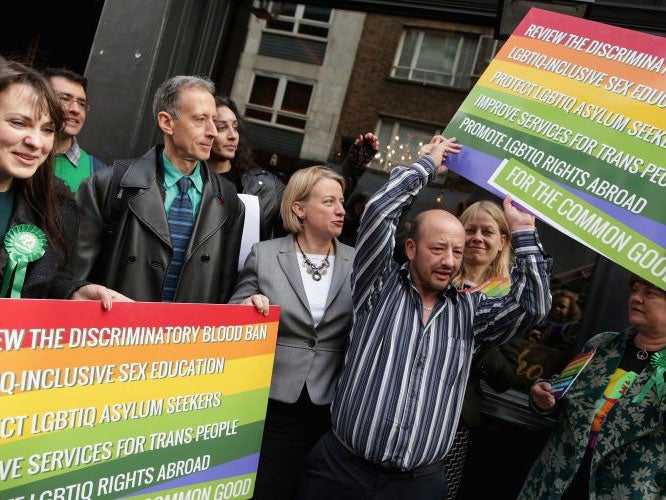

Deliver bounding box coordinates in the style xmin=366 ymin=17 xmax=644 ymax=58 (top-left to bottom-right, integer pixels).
xmin=162 ymin=176 xmax=194 ymax=301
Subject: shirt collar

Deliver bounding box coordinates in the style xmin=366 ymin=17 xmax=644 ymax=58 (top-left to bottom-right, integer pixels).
xmin=63 ymin=136 xmax=81 ymax=166
xmin=162 ymin=152 xmax=204 ymax=193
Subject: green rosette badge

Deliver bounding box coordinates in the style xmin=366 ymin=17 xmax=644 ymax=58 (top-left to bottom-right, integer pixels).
xmin=1 ymin=224 xmax=47 ymax=298
xmin=632 ymin=351 xmax=666 ymax=403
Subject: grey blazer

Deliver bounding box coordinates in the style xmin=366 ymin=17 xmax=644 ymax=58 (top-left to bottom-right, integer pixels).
xmin=230 ymin=234 xmax=354 ymax=405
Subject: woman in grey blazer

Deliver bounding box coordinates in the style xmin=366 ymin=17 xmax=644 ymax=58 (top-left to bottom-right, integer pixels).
xmin=230 ymin=166 xmax=355 ymax=499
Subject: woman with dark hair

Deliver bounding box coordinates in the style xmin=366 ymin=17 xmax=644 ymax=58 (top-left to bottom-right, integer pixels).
xmin=520 ymin=274 xmax=666 ymax=499
xmin=0 ymin=59 xmax=126 ymax=306
xmin=209 ymin=95 xmax=286 ymax=240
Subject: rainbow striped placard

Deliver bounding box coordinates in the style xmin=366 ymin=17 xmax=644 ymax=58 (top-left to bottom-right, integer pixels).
xmin=550 ymin=349 xmax=596 ymax=399
xmin=443 ymin=8 xmax=666 ymax=291
xmin=463 ymin=275 xmax=511 ymax=297
xmin=0 ymin=299 xmax=279 ymax=499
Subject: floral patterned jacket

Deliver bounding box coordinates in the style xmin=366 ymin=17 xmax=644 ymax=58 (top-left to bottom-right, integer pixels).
xmin=518 ymin=329 xmax=666 ymax=499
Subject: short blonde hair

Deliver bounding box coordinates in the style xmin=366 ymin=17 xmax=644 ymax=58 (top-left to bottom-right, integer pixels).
xmin=453 ymin=200 xmax=513 ymax=288
xmin=280 ymin=166 xmax=346 ymax=234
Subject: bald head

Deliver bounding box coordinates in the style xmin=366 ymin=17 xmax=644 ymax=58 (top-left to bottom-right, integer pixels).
xmin=405 ymin=210 xmax=465 ymax=293
xmin=408 ymin=209 xmax=464 ymax=243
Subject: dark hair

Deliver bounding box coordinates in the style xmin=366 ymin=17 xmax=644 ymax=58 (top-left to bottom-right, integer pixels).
xmin=213 ymin=95 xmax=255 ymax=172
xmin=551 ymin=289 xmax=581 ymax=322
xmin=1 ymin=60 xmax=69 ymax=261
xmin=629 ymin=274 xmax=666 ymax=296
xmin=42 ymin=67 xmax=88 ymax=92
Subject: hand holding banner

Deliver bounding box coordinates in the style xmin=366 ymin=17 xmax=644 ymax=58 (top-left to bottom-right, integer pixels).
xmin=443 ymin=8 xmax=666 ymax=289
xmin=0 ymin=299 xmax=279 ymax=499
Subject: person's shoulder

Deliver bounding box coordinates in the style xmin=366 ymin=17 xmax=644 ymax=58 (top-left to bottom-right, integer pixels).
xmin=79 ymin=160 xmax=119 ymax=193
xmin=78 ymin=146 xmax=107 ymax=165
xmin=52 ymin=179 xmax=79 ymax=226
xmin=254 ymin=234 xmax=291 ymax=252
xmin=204 ymin=166 xmax=235 ymax=191
xmin=243 ymin=166 xmax=285 ymax=186
xmin=53 ymin=177 xmax=75 ymax=207
xmin=335 ymin=239 xmax=356 ymax=258
xmin=584 ymin=330 xmax=622 ymax=350
xmin=88 ymin=153 xmax=108 ymax=172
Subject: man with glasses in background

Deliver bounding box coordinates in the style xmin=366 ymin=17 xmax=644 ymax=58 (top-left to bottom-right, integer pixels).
xmin=43 ymin=67 xmax=107 ymax=192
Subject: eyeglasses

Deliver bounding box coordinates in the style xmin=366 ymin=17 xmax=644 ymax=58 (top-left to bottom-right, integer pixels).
xmin=57 ymin=93 xmax=91 ymax=111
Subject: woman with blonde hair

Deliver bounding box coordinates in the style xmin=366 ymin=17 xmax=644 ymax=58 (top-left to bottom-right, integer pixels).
xmin=230 ymin=165 xmax=355 ymax=499
xmin=452 ymin=200 xmax=512 ymax=289
xmin=445 ymin=199 xmax=517 ymax=499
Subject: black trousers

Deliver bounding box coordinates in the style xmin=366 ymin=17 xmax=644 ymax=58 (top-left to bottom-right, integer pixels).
xmin=297 ymin=430 xmax=447 ymax=500
xmin=252 ymin=387 xmax=331 ymax=500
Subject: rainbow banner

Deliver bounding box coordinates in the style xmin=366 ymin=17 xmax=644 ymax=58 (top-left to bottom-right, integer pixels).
xmin=462 ymin=275 xmax=511 ymax=297
xmin=443 ymin=8 xmax=666 ymax=290
xmin=0 ymin=299 xmax=279 ymax=499
xmin=550 ymin=349 xmax=596 ymax=399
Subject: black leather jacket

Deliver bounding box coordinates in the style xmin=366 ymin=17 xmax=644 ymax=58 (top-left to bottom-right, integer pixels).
xmin=68 ymin=146 xmax=244 ymax=303
xmin=240 ymin=167 xmax=286 ymax=240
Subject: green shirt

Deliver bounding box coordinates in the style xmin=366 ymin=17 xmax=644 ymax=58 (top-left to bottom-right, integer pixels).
xmin=162 ymin=153 xmax=203 ymax=218
xmin=54 ymin=149 xmax=92 ymax=193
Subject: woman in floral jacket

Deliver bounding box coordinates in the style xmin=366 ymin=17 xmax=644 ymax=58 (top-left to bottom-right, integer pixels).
xmin=519 ymin=274 xmax=666 ymax=500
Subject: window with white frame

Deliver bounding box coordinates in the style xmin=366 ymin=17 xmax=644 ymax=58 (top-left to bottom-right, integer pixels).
xmin=373 ymin=119 xmax=439 ymax=172
xmin=392 ymin=30 xmax=500 ymax=90
xmin=245 ymin=75 xmax=313 ymax=130
xmin=264 ymin=2 xmax=332 ymax=40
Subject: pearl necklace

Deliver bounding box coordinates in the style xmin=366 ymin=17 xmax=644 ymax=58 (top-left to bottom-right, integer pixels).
xmin=296 ymin=238 xmax=331 ymax=282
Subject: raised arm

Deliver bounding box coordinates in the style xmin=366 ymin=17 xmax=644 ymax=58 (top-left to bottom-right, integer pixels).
xmin=340 ymin=132 xmax=379 ymax=198
xmin=352 ymin=136 xmax=461 ymax=312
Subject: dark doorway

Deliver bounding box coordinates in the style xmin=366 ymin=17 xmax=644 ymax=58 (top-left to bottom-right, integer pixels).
xmin=0 ymin=1 xmax=105 ymax=73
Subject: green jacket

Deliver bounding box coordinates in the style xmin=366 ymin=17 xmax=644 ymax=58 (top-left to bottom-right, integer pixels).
xmin=519 ymin=329 xmax=666 ymax=499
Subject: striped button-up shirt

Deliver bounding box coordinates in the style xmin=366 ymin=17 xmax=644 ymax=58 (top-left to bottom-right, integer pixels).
xmin=331 ymin=157 xmax=552 ymax=471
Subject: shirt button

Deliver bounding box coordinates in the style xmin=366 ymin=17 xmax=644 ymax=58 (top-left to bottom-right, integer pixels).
xmin=308 ymin=339 xmax=316 ymax=348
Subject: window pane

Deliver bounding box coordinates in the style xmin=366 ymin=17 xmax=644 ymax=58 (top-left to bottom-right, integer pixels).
xmin=271 ymin=2 xmax=296 ymax=17
xmin=457 ymin=37 xmax=477 ymax=74
xmin=418 ymin=34 xmax=457 ymax=73
xmin=473 ymin=37 xmax=500 ymax=76
xmin=281 ymin=82 xmax=312 ymax=114
xmin=392 ymin=67 xmax=410 ymax=79
xmin=394 ymin=125 xmax=433 ymax=162
xmin=376 ymin=120 xmax=394 ymax=157
xmin=276 ymin=114 xmax=307 ymax=129
xmin=249 ymin=76 xmax=279 ymax=107
xmin=303 ymin=5 xmax=331 ymax=22
xmin=452 ymin=37 xmax=478 ymax=88
xmin=397 ymin=31 xmax=418 ymax=68
xmin=267 ymin=19 xmax=294 ymax=32
xmin=412 ymin=70 xmax=449 ymax=86
xmin=245 ymin=108 xmax=273 ymax=122
xmin=298 ymin=25 xmax=329 ymax=38
xmin=374 ymin=120 xmax=434 ymax=171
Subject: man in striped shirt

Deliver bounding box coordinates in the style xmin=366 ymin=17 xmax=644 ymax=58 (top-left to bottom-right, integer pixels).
xmin=297 ymin=136 xmax=552 ymax=499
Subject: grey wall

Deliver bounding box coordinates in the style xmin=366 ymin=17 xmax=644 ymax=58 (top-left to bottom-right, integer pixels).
xmin=79 ymin=0 xmax=237 ymax=164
